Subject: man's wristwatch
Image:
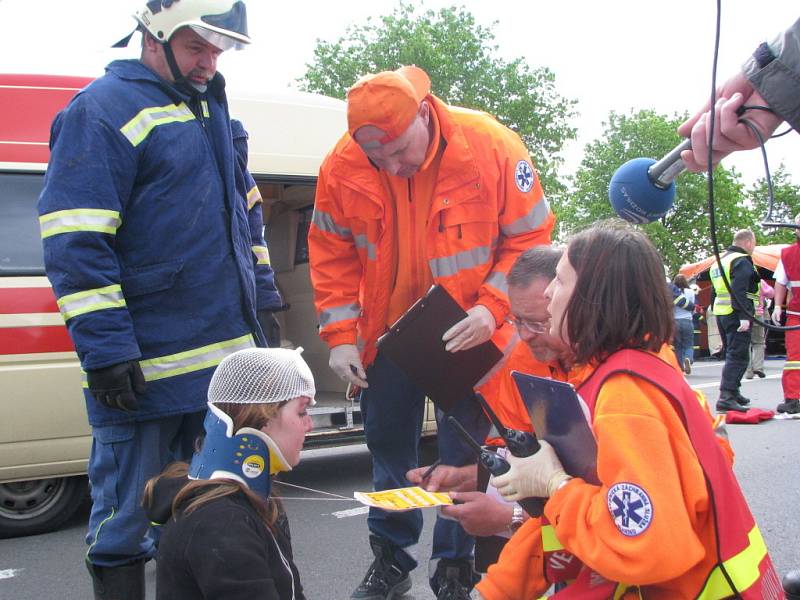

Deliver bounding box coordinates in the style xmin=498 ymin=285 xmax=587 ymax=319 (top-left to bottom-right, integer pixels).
xmin=509 ymin=503 xmax=525 ymax=533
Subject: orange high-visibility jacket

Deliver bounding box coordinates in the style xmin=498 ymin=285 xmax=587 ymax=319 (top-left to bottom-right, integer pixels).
xmin=477 ymin=339 xmax=566 ymax=442
xmin=308 ymin=95 xmax=554 ymax=366
xmin=477 ymin=346 xmax=777 ymax=600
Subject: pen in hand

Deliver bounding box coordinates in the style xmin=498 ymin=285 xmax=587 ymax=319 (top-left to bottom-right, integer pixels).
xmin=420 ymin=459 xmax=442 ymax=483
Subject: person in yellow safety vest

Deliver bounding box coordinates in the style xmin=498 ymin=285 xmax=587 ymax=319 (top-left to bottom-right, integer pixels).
xmin=709 ymin=229 xmax=760 ymax=413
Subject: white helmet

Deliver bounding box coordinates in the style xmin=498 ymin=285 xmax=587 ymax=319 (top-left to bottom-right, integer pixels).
xmin=134 ymin=0 xmax=251 ymax=51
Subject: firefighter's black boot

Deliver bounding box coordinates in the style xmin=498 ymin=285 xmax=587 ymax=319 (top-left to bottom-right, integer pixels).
xmin=86 ymin=559 xmax=145 ymax=600
xmin=351 ymin=535 xmax=412 ymax=600
xmin=784 ymin=570 xmax=800 ymax=600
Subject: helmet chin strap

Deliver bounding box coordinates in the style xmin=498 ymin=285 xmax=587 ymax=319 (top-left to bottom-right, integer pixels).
xmin=162 ymin=40 xmax=207 ymax=95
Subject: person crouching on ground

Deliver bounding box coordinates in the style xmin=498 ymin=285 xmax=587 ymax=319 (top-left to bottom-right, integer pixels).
xmin=143 ymin=348 xmax=314 ymax=600
xmin=476 ymin=220 xmax=781 ymax=599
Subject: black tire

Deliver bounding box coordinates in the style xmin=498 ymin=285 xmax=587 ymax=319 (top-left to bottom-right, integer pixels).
xmin=0 ymin=475 xmax=88 ymax=538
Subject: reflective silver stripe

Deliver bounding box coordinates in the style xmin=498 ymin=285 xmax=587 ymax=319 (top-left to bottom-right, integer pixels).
xmin=39 ymin=209 xmax=121 ymax=239
xmin=787 ymin=309 xmax=800 ymax=316
xmin=311 ymin=209 xmax=352 ymax=238
xmin=484 ymin=271 xmax=508 ymax=296
xmin=429 ymin=245 xmax=492 ymax=279
xmin=500 ymin=198 xmax=550 ymax=236
xmin=57 ymin=284 xmax=126 ymax=320
xmin=790 ymin=280 xmax=800 ymax=287
xmin=246 ymin=185 xmax=262 ymax=210
xmin=354 ymin=234 xmax=376 ymax=260
xmin=120 ymin=103 xmax=195 ymax=147
xmin=784 ymin=361 xmax=800 ymax=370
xmin=200 ymin=100 xmax=209 ymax=118
xmin=139 ymin=333 xmax=255 ymax=382
xmin=319 ymin=303 xmax=361 ymax=327
xmin=252 ymin=245 xmax=270 ymax=265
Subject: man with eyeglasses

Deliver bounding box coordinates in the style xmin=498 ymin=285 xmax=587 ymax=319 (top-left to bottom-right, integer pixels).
xmin=407 ymin=245 xmax=569 ymax=572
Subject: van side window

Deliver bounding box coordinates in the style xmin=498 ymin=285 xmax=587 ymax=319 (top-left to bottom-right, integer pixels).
xmin=294 ymin=206 xmax=313 ymax=266
xmin=1 ymin=173 xmax=45 ymax=275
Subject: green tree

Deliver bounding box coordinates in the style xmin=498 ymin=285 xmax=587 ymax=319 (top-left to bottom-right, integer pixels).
xmin=559 ymin=109 xmax=752 ymax=273
xmin=746 ymin=165 xmax=800 ymax=244
xmin=298 ymin=2 xmax=577 ymax=195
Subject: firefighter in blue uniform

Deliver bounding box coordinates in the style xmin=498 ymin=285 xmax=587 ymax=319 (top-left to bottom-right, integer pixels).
xmin=37 ymin=2 xmax=282 ymax=598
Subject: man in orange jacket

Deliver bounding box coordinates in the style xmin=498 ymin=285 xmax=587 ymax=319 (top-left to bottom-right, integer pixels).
xmin=308 ymin=66 xmax=554 ymax=599
xmin=407 ymin=245 xmax=568 ymax=573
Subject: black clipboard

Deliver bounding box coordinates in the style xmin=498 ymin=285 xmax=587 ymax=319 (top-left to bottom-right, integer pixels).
xmin=511 ymin=371 xmax=599 ymax=485
xmin=376 ymin=285 xmax=503 ymax=412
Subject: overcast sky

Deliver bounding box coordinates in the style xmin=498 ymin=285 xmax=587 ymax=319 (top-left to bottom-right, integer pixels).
xmin=1 ymin=0 xmax=798 ymax=185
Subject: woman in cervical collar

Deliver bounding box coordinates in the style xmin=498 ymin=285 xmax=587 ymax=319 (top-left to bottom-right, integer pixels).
xmin=143 ymin=347 xmax=315 ymax=600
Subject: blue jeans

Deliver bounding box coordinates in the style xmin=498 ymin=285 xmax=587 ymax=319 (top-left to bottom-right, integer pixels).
xmin=85 ymin=411 xmax=205 ymax=567
xmin=360 ymin=352 xmax=489 ymax=573
xmin=674 ymin=318 xmax=694 ymax=365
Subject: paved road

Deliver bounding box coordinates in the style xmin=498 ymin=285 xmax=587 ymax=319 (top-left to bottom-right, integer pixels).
xmin=1 ymin=357 xmax=798 ymax=599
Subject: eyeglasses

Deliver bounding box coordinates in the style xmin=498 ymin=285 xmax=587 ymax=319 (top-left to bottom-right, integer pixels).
xmin=506 ymin=316 xmax=550 ymax=334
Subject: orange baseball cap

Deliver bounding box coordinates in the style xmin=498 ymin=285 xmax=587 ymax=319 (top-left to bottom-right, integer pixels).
xmin=347 ymin=65 xmax=431 ymax=145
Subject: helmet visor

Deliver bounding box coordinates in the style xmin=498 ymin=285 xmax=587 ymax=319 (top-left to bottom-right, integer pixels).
xmin=194 ymin=1 xmax=249 ymax=50
xmin=189 ymin=25 xmax=245 ymax=51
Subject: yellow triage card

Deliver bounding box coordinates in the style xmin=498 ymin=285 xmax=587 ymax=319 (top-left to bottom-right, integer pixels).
xmin=354 ymin=486 xmax=454 ymax=511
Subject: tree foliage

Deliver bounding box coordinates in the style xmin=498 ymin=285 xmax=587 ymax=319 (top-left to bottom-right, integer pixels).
xmin=559 ymin=109 xmax=753 ymax=274
xmin=746 ymin=165 xmax=800 ymax=244
xmin=298 ymin=2 xmax=577 ymax=194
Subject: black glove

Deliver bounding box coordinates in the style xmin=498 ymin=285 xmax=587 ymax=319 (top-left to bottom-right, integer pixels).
xmin=257 ymin=310 xmax=282 ymax=348
xmin=87 ymin=360 xmax=146 ymax=412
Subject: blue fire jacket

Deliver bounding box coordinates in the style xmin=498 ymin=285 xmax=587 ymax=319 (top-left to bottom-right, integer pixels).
xmin=38 ymin=60 xmax=267 ymax=426
xmin=231 ymin=119 xmax=283 ymax=311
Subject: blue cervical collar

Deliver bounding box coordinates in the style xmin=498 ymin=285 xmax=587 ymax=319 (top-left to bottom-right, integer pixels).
xmin=189 ymin=404 xmax=273 ymax=499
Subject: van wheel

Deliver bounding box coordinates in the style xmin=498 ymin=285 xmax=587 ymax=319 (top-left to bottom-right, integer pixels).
xmin=0 ymin=476 xmax=88 ymax=538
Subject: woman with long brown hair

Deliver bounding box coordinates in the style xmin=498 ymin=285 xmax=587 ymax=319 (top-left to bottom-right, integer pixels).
xmin=476 ymin=220 xmax=780 ymax=599
xmin=143 ymin=347 xmax=314 ymax=599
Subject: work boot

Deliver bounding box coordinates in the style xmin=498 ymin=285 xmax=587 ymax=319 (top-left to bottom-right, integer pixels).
xmin=351 ymin=535 xmax=412 ymax=600
xmin=716 ymin=391 xmax=748 ymax=413
xmin=777 ymin=399 xmax=800 ymax=414
xmin=733 ymin=391 xmax=751 ymax=406
xmin=86 ymin=559 xmax=145 ymax=600
xmin=430 ymin=558 xmax=481 ymax=600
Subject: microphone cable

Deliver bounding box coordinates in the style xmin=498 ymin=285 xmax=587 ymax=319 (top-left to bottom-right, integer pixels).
xmin=704 ymin=0 xmax=800 ymax=333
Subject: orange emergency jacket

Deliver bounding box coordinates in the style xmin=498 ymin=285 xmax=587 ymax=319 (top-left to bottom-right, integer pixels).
xmin=308 ymin=95 xmax=554 ymax=366
xmin=476 ymin=339 xmax=566 ymax=441
xmin=477 ymin=346 xmax=781 ymax=600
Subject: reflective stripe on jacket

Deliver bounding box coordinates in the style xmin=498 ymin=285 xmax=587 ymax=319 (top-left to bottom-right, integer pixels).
xmin=38 ymin=60 xmax=263 ymax=425
xmin=308 ymin=95 xmax=554 ymax=366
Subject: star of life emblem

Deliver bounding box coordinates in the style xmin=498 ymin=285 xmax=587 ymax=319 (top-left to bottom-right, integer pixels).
xmin=514 ymin=160 xmax=535 ymax=192
xmin=607 ymin=482 xmax=653 ymax=537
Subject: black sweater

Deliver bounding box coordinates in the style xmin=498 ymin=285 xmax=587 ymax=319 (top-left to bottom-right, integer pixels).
xmin=145 ymin=476 xmax=305 ymax=600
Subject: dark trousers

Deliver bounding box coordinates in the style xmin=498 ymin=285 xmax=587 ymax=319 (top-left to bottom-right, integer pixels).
xmin=717 ymin=313 xmax=752 ymax=393
xmin=360 ymin=352 xmax=490 ymax=573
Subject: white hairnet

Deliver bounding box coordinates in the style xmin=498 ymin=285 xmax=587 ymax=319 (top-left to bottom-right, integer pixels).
xmin=208 ymin=347 xmax=316 ymax=405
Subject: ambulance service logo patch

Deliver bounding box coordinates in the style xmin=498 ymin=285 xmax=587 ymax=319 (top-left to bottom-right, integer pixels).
xmin=607 ymin=482 xmax=653 ymax=537
xmin=514 ymin=160 xmax=535 ymax=192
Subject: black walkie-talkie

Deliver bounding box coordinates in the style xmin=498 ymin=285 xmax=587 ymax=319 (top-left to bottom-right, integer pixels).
xmin=475 ymin=392 xmax=540 ymax=457
xmin=447 ymin=416 xmax=543 ymax=517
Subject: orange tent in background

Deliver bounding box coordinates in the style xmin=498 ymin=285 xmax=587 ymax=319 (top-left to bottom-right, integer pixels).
xmin=679 ymin=244 xmax=787 ymax=280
